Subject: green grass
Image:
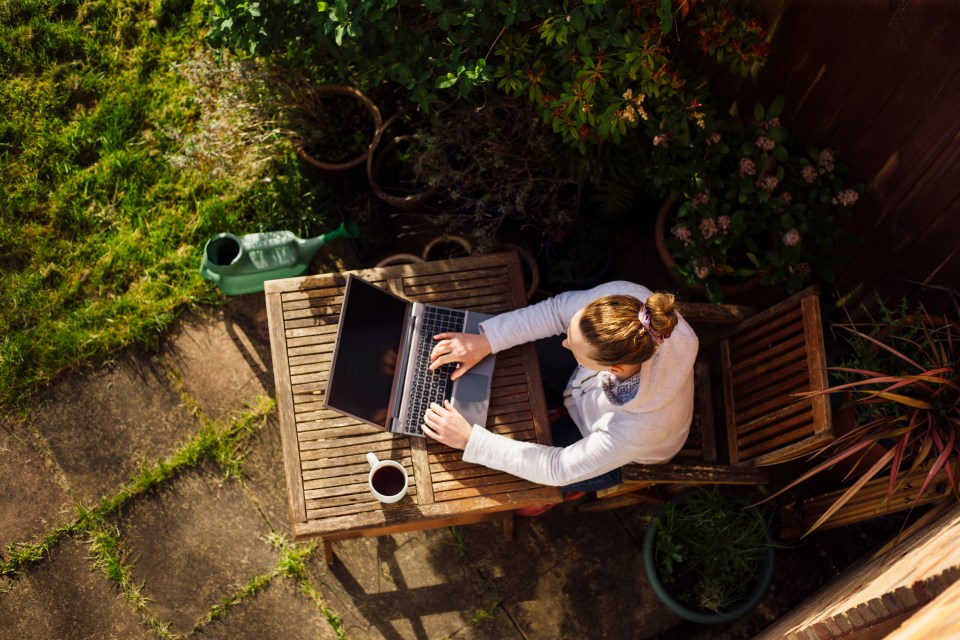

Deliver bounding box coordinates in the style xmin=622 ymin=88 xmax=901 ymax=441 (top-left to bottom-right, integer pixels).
xmin=0 ymin=0 xmax=335 ymax=412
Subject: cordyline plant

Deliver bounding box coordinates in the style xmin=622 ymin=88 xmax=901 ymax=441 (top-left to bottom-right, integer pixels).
xmin=759 ymin=301 xmax=960 ymax=537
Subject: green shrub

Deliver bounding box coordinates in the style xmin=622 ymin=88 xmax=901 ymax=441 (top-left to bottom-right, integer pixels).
xmin=206 ymin=0 xmax=769 ymax=150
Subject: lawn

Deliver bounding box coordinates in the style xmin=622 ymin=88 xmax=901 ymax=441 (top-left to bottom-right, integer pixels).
xmin=0 ymin=0 xmax=333 ymax=411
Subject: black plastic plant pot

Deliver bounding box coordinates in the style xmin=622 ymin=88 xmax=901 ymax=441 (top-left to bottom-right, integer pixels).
xmin=642 ymin=493 xmax=776 ymax=625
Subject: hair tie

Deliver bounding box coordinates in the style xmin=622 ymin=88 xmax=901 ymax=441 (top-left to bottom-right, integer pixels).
xmin=638 ymin=302 xmax=666 ymax=344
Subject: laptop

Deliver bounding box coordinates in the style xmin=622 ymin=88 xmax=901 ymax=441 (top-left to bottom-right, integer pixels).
xmin=323 ymin=274 xmax=496 ymax=437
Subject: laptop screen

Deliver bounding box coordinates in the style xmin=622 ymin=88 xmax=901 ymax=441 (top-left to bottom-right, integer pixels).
xmin=325 ymin=277 xmax=409 ymax=428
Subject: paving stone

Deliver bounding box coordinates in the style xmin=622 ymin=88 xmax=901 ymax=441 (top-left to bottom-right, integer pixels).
xmin=446 ymin=608 xmax=527 ymax=640
xmin=309 ymin=524 xmax=521 ymax=640
xmin=29 ymin=351 xmax=197 ymax=507
xmin=458 ymin=503 xmax=679 ymax=640
xmin=236 ymin=414 xmax=290 ymax=534
xmin=117 ymin=466 xmax=279 ymax=636
xmin=163 ymin=296 xmax=273 ymax=423
xmin=0 ymin=537 xmax=153 ymax=640
xmin=195 ymin=575 xmax=339 ymax=640
xmin=0 ymin=420 xmax=74 ymax=558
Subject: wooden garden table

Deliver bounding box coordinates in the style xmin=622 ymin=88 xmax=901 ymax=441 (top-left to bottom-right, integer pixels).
xmin=264 ymin=252 xmax=560 ymax=563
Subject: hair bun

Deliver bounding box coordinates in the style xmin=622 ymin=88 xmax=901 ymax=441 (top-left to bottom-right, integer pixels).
xmin=645 ymin=292 xmax=678 ymax=339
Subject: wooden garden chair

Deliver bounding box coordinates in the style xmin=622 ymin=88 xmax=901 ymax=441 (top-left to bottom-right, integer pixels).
xmin=584 ymin=286 xmax=834 ymax=511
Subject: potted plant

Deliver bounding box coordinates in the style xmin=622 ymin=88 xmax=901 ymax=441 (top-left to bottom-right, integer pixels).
xmin=643 ymin=487 xmax=776 ymax=624
xmin=280 ymin=83 xmax=383 ymax=173
xmin=651 ymin=96 xmax=863 ymax=302
xmin=758 ymin=293 xmax=960 ymax=538
xmin=367 ymin=110 xmax=443 ymax=210
xmin=396 ymin=96 xmax=581 ymax=253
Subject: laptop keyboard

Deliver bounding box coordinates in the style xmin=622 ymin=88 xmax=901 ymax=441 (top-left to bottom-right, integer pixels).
xmin=403 ymin=307 xmax=467 ymax=436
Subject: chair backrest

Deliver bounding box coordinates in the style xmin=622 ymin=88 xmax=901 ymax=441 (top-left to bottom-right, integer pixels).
xmin=720 ymin=286 xmax=833 ymax=465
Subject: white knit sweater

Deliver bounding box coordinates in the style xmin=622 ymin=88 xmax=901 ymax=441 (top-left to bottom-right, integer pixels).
xmin=462 ymin=281 xmax=699 ymax=486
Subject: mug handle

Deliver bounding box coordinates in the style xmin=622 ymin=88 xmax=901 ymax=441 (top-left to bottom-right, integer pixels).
xmin=366 ymin=452 xmax=380 ymax=468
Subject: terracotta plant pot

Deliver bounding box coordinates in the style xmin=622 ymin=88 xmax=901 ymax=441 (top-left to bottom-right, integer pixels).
xmin=294 ymin=85 xmax=382 ymax=174
xmin=421 ymin=235 xmax=473 ymax=261
xmin=374 ymin=253 xmax=425 ymax=268
xmin=367 ymin=111 xmax=440 ymax=210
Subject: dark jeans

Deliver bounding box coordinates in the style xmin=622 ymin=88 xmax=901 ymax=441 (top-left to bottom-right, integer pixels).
xmin=536 ymin=336 xmax=624 ymax=495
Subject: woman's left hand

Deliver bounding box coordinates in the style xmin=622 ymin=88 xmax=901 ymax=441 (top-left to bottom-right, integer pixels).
xmin=421 ymin=400 xmax=472 ymax=450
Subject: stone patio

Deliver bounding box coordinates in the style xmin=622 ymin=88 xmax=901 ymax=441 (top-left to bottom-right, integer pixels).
xmin=0 ymin=283 xmax=689 ymax=639
xmin=0 ymin=239 xmax=857 ymax=639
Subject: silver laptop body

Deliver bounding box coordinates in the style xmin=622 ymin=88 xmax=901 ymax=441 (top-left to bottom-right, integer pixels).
xmin=324 ymin=275 xmax=495 ymax=437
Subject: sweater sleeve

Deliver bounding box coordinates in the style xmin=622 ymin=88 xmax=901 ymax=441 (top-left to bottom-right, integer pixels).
xmin=462 ymin=416 xmax=665 ymax=486
xmin=478 ymin=282 xmax=649 ymax=354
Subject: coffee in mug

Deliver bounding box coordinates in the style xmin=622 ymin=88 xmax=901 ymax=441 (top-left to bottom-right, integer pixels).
xmin=366 ymin=452 xmax=409 ymax=503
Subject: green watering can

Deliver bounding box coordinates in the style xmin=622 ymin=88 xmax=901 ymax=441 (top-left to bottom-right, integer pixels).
xmin=200 ymin=221 xmax=360 ymax=295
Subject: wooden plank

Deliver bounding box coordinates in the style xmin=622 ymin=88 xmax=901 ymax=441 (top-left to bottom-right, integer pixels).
xmin=265 ymin=288 xmax=308 ymax=525
xmin=409 ymin=436 xmax=434 ymax=505
xmin=819 ymin=2 xmax=942 ymax=175
xmin=695 ymin=361 xmax=717 ymax=463
xmin=433 ymin=479 xmax=545 ymax=502
xmin=743 ymin=432 xmax=834 ymax=466
xmin=297 ymin=486 xmax=559 ymax=538
xmin=679 ymin=302 xmax=754 ymax=325
xmin=621 ymin=462 xmax=769 ymax=485
xmin=836 ymin=66 xmax=960 ymax=302
xmin=792 ymin=1 xmax=908 ymax=146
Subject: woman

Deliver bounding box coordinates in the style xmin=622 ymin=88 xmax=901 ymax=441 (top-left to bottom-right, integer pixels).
xmin=422 ymin=281 xmax=699 ymax=513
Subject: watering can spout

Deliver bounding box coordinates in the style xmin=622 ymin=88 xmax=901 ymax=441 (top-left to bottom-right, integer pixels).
xmin=299 ymin=221 xmax=361 ymax=260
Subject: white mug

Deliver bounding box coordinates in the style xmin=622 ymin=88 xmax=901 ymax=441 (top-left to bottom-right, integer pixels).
xmin=366 ymin=452 xmax=409 ymax=503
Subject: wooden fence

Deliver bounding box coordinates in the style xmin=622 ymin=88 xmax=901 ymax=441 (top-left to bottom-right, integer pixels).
xmin=739 ymin=0 xmax=960 ymax=312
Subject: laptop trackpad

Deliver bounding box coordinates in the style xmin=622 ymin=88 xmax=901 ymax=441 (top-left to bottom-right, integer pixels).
xmin=454 ymin=372 xmax=491 ymax=427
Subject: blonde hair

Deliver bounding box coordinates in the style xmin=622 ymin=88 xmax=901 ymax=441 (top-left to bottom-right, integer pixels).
xmin=578 ymin=293 xmax=679 ymax=366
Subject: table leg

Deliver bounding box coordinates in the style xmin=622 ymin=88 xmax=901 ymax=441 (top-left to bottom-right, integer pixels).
xmin=502 ymin=512 xmax=514 ymax=542
xmin=323 ymin=540 xmax=335 ymax=566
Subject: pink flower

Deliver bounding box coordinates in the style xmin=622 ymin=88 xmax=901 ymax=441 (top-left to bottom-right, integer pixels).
xmin=834 ymin=188 xmax=859 ymax=207
xmin=802 ymin=165 xmax=818 ymax=184
xmin=699 ymin=217 xmax=719 ymax=239
xmin=706 ymin=132 xmax=721 ymax=146
xmin=717 ymin=215 xmax=731 ymax=234
xmin=739 ymin=157 xmax=756 ymax=177
xmin=782 ymin=228 xmax=801 ymax=246
xmin=691 ymin=192 xmax=710 ymax=209
xmin=653 ymin=133 xmax=671 ymax=147
xmin=760 ymin=117 xmax=780 ymax=131
xmin=694 ymin=261 xmax=711 ymax=280
xmin=780 ymin=192 xmax=792 ymax=205
xmin=755 ymin=136 xmax=775 ymax=152
xmin=818 ymin=148 xmax=835 ymax=173
xmin=673 ymin=225 xmax=692 ymax=246
xmin=757 ymin=174 xmax=778 ymax=191
xmin=789 ymin=262 xmax=812 ymax=278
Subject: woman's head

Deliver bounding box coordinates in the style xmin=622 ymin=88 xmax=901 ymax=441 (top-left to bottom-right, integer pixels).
xmin=567 ymin=293 xmax=679 ymax=368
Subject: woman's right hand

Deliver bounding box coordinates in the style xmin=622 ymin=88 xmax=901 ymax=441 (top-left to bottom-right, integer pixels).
xmin=429 ymin=332 xmax=492 ymax=380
